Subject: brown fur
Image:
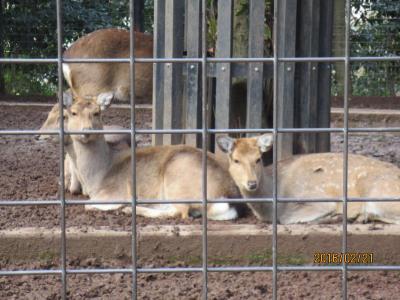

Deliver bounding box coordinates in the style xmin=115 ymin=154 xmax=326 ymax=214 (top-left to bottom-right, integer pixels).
xmin=64 ymin=94 xmax=239 ymax=220
xmin=218 ymin=134 xmax=400 ymax=224
xmin=63 ymin=28 xmax=153 ymax=103
xmin=37 ymin=101 xmax=131 ymax=195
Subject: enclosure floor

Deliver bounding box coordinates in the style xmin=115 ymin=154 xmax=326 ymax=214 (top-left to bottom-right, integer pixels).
xmin=2 ymin=104 xmax=400 ymax=298
xmin=0 ymin=105 xmax=259 ymax=230
xmin=1 ymin=257 xmax=400 ymax=299
xmin=2 ymin=104 xmax=400 ymax=229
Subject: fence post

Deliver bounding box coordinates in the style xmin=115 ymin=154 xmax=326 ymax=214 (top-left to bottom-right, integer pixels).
xmin=185 ymin=0 xmax=202 ymax=147
xmin=277 ymin=0 xmax=297 ymax=160
xmin=317 ymin=0 xmax=334 ymax=152
xmin=215 ymin=0 xmax=233 ymax=154
xmin=294 ymin=0 xmax=321 ymax=154
xmin=246 ymin=0 xmax=265 ymax=135
xmin=0 ymin=0 xmax=4 ymax=94
xmin=163 ymin=0 xmax=185 ymax=145
xmin=152 ymin=0 xmax=165 ymax=145
xmin=134 ymin=0 xmax=145 ymax=32
xmin=294 ymin=0 xmax=332 ymax=154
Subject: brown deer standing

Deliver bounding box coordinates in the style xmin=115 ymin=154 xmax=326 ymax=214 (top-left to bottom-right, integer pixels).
xmin=63 ymin=28 xmax=153 ymax=103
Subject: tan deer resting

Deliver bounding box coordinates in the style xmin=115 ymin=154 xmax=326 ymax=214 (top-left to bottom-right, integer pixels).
xmin=37 ymin=102 xmax=131 ymax=195
xmin=63 ymin=28 xmax=153 ymax=103
xmin=60 ymin=91 xmax=238 ymax=220
xmin=217 ymin=134 xmax=400 ymax=224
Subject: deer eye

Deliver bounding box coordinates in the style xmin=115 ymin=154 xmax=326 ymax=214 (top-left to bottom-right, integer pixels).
xmin=234 ymin=159 xmax=240 ymax=164
xmin=71 ymin=112 xmax=77 ymax=116
xmin=256 ymin=158 xmax=261 ymax=164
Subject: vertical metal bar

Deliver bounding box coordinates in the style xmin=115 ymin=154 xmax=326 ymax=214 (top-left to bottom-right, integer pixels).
xmin=56 ymin=0 xmax=66 ymax=299
xmin=342 ymin=0 xmax=351 ymax=298
xmin=201 ymin=1 xmax=208 ymax=298
xmin=152 ymin=0 xmax=165 ymax=145
xmin=129 ymin=0 xmax=138 ymax=299
xmin=246 ymin=0 xmax=265 ymax=134
xmin=272 ymin=0 xmax=279 ymax=298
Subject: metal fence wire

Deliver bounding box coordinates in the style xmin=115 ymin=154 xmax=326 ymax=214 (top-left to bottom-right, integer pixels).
xmin=1 ymin=0 xmax=400 ymax=299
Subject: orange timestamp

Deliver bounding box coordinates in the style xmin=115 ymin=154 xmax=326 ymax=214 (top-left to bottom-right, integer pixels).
xmin=314 ymin=252 xmax=374 ymax=264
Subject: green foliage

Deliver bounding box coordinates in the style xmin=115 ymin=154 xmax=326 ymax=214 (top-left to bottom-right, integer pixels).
xmin=0 ymin=0 xmax=137 ymax=96
xmin=350 ymin=0 xmax=400 ymax=96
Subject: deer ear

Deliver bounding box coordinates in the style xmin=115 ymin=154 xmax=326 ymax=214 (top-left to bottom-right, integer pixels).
xmin=62 ymin=90 xmax=73 ymax=108
xmin=216 ymin=136 xmax=236 ymax=154
xmin=257 ymin=134 xmax=273 ymax=152
xmin=97 ymin=92 xmax=114 ymax=110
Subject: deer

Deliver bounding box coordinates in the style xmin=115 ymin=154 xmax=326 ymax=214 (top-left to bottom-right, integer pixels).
xmin=58 ymin=90 xmax=239 ymax=220
xmin=217 ymin=134 xmax=400 ymax=224
xmin=37 ymin=100 xmax=132 ymax=195
xmin=63 ymin=28 xmax=153 ymax=103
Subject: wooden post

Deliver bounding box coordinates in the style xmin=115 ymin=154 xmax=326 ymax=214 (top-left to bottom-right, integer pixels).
xmin=152 ymin=0 xmax=165 ymax=145
xmin=294 ymin=0 xmax=321 ymax=154
xmin=246 ymin=0 xmax=265 ymax=135
xmin=317 ymin=0 xmax=333 ymax=152
xmin=134 ymin=0 xmax=145 ymax=32
xmin=163 ymin=0 xmax=185 ymax=145
xmin=277 ymin=0 xmax=297 ymax=160
xmin=185 ymin=0 xmax=202 ymax=147
xmin=0 ymin=0 xmax=5 ymax=94
xmin=215 ymin=0 xmax=233 ymax=154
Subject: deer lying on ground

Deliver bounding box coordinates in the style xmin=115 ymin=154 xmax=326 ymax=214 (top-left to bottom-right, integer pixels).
xmin=59 ymin=90 xmax=238 ymax=220
xmin=37 ymin=102 xmax=131 ymax=195
xmin=63 ymin=28 xmax=153 ymax=103
xmin=217 ymin=134 xmax=400 ymax=224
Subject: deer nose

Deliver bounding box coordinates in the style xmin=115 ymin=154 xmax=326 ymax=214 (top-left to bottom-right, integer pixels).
xmin=247 ymin=181 xmax=258 ymax=191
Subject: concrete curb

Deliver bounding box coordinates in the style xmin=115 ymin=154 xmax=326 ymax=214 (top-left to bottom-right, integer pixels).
xmin=1 ymin=224 xmax=400 ymax=265
xmin=331 ymin=107 xmax=400 ymax=128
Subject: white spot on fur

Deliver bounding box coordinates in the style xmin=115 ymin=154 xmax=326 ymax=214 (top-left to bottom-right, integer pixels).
xmin=62 ymin=64 xmax=72 ymax=88
xmin=208 ymin=203 xmax=238 ymax=220
xmin=85 ymin=204 xmax=123 ymax=211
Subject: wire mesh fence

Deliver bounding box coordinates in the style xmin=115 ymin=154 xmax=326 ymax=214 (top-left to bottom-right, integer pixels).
xmin=0 ymin=0 xmax=400 ymax=299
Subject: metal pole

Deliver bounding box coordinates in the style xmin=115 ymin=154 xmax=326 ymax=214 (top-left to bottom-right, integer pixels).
xmin=129 ymin=0 xmax=138 ymax=298
xmin=55 ymin=0 xmax=66 ymax=298
xmin=272 ymin=0 xmax=279 ymax=298
xmin=201 ymin=0 xmax=208 ymax=298
xmin=342 ymin=0 xmax=351 ymax=298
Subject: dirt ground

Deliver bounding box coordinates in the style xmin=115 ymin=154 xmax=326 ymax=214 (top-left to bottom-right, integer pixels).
xmin=1 ymin=256 xmax=400 ymax=299
xmin=2 ymin=105 xmax=400 ymax=229
xmin=2 ymin=104 xmax=400 ymax=298
xmin=332 ymin=96 xmax=400 ymax=110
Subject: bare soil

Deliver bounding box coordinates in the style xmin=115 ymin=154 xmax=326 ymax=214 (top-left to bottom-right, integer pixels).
xmin=332 ymin=96 xmax=400 ymax=110
xmin=1 ymin=104 xmax=400 ymax=298
xmin=1 ymin=257 xmax=400 ymax=299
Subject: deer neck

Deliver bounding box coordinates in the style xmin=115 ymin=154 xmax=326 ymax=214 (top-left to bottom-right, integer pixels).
xmin=239 ymin=171 xmax=269 ymax=199
xmin=68 ymin=136 xmax=112 ymax=197
xmin=238 ymin=170 xmax=273 ymax=222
